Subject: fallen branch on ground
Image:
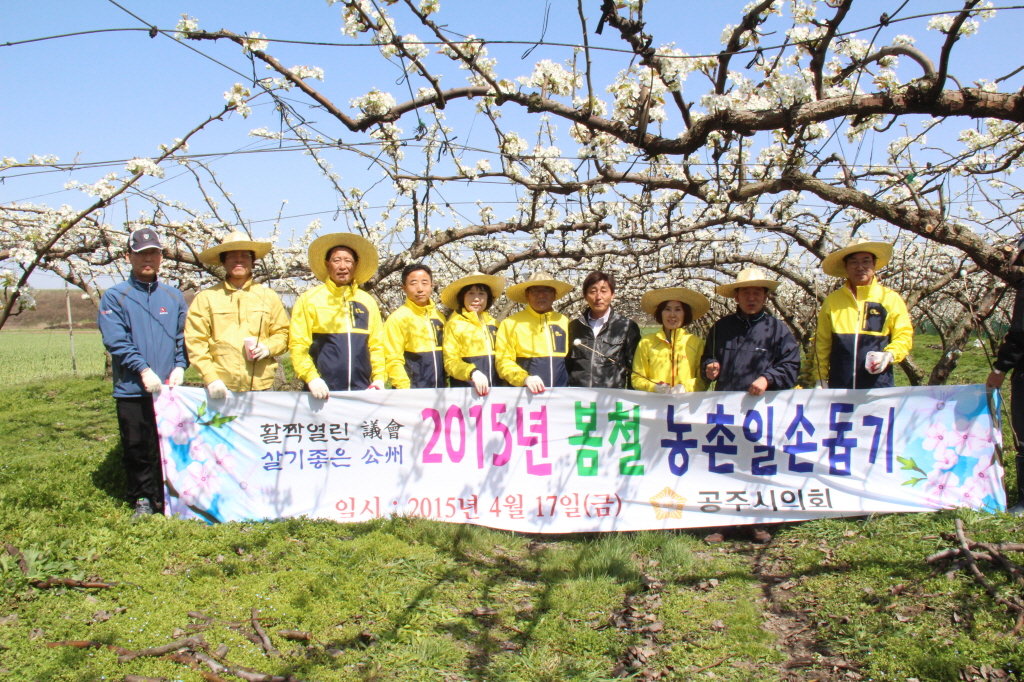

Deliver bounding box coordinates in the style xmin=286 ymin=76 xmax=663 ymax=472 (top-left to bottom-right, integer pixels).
xmin=251 ymin=607 xmax=281 ymax=657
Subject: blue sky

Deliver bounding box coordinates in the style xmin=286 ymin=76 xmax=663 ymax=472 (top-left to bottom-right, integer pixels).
xmin=3 ymin=1 xmax=1022 ymax=287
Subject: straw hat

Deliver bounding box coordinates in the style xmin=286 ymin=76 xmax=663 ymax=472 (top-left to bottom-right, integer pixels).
xmin=198 ymin=231 xmax=273 ymax=266
xmin=641 ymin=287 xmax=710 ymax=321
xmin=441 ymin=272 xmax=506 ymax=310
xmin=307 ymin=233 xmax=378 ymax=284
xmin=506 ymin=271 xmax=574 ymax=305
xmin=714 ymin=267 xmax=781 ymax=297
xmin=821 ymin=237 xmax=892 ymax=278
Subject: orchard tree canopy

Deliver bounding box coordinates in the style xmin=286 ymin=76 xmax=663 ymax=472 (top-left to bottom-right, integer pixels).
xmin=2 ymin=0 xmax=1023 ymax=384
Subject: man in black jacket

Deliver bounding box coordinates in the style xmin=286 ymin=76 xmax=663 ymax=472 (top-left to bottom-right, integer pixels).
xmin=568 ymin=271 xmax=642 ymax=389
xmin=986 ymin=238 xmax=1024 ymax=516
xmin=701 ymin=268 xmax=800 ymax=394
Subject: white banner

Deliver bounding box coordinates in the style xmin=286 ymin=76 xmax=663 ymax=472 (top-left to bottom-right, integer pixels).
xmin=153 ymin=384 xmax=1007 ymax=531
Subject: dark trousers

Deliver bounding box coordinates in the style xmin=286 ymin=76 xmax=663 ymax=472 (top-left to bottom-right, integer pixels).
xmin=115 ymin=396 xmax=164 ymax=509
xmin=1009 ymin=374 xmax=1024 ymax=497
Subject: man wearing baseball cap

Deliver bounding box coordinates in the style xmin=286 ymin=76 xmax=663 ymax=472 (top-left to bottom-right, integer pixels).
xmin=97 ymin=227 xmax=188 ymax=518
xmin=185 ymin=231 xmax=290 ymax=399
xmin=289 ymin=232 xmax=386 ymax=398
xmin=701 ymin=267 xmax=800 ymax=394
xmin=986 ymin=235 xmax=1024 ymax=516
xmin=815 ymin=237 xmax=913 ymax=389
xmin=495 ymin=271 xmax=573 ymax=394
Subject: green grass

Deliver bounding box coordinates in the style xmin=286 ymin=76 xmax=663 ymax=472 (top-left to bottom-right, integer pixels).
xmin=0 ymin=331 xmax=107 ymax=384
xmin=0 ymin=345 xmax=1022 ymax=681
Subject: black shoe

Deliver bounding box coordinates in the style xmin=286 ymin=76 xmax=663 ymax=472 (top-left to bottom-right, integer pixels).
xmin=132 ymin=497 xmax=154 ymax=518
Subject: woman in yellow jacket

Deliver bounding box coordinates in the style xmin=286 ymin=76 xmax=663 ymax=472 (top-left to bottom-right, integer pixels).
xmin=185 ymin=231 xmax=290 ymax=397
xmin=441 ymin=272 xmax=506 ymax=396
xmin=633 ymin=287 xmax=710 ymax=394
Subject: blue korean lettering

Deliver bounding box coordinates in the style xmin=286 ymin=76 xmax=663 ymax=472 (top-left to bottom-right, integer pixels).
xmin=783 ymin=405 xmax=816 ymax=473
xmin=703 ymin=404 xmax=737 ymax=474
xmin=822 ymin=403 xmax=856 ymax=476
xmin=661 ymin=404 xmax=697 ymax=476
xmin=743 ymin=407 xmax=777 ymax=476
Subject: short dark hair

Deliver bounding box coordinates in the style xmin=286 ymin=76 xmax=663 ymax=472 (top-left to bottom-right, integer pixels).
xmin=402 ymin=263 xmax=432 ymax=285
xmin=654 ymin=300 xmax=692 ymax=326
xmin=582 ymin=271 xmax=615 ymax=294
xmin=325 ymin=245 xmax=358 ymax=262
xmin=219 ymin=250 xmax=256 ymax=265
xmin=458 ymin=283 xmax=494 ymax=312
xmin=842 ymin=251 xmax=876 ymax=265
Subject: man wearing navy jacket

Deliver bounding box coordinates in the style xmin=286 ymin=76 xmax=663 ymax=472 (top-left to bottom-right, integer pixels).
xmin=98 ymin=228 xmax=188 ymax=517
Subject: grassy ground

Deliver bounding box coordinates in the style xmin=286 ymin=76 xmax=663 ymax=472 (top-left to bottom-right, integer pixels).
xmin=0 ymin=331 xmax=107 ymax=384
xmin=0 ymin=372 xmax=1022 ymax=681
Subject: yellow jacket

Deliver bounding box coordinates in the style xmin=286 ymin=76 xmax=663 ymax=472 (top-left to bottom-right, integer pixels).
xmin=289 ymin=280 xmax=386 ymax=391
xmin=815 ymin=278 xmax=913 ymax=389
xmin=444 ymin=310 xmax=499 ymax=387
xmin=495 ymin=307 xmax=570 ymax=387
xmin=383 ymin=298 xmax=447 ymax=389
xmin=184 ymin=279 xmax=289 ymax=391
xmin=632 ymin=328 xmax=708 ymax=393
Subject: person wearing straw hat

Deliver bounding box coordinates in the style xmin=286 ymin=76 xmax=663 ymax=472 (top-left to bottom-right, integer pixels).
xmin=289 ymin=233 xmax=387 ymax=398
xmin=985 ymin=236 xmax=1024 ymax=516
xmin=383 ymin=264 xmax=448 ymax=389
xmin=567 ymin=271 xmax=642 ymax=389
xmin=441 ymin=271 xmax=506 ymax=396
xmin=700 ymin=267 xmax=800 ymax=394
xmin=632 ymin=287 xmax=710 ymax=394
xmin=495 ymin=271 xmax=573 ymax=394
xmin=185 ymin=231 xmax=290 ymax=399
xmin=815 ymin=237 xmax=913 ymax=389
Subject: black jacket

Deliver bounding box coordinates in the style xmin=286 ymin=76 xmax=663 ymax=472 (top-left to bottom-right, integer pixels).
xmin=699 ymin=311 xmax=800 ymax=391
xmin=567 ymin=310 xmax=642 ymax=389
xmin=994 ymin=279 xmax=1024 ymax=373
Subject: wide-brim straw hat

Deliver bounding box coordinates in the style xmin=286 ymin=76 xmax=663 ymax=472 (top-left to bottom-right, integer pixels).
xmin=822 ymin=237 xmax=892 ymax=278
xmin=198 ymin=231 xmax=273 ymax=266
xmin=307 ymin=232 xmax=378 ymax=284
xmin=441 ymin=272 xmax=506 ymax=310
xmin=641 ymin=287 xmax=711 ymax=320
xmin=506 ymin=271 xmax=574 ymax=305
xmin=715 ymin=267 xmax=781 ymax=297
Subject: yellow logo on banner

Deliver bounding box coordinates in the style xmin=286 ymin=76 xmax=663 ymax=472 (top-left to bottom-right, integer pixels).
xmin=649 ymin=487 xmax=686 ymax=520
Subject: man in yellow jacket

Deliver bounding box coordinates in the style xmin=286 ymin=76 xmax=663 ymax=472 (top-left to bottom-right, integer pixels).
xmin=384 ymin=264 xmax=447 ymax=389
xmin=496 ymin=271 xmax=573 ymax=394
xmin=289 ymin=233 xmax=386 ymax=398
xmin=185 ymin=231 xmax=290 ymax=399
xmin=815 ymin=237 xmax=913 ymax=389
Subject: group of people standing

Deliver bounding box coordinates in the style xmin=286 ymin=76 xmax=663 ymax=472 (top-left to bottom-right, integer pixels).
xmin=97 ymin=228 xmax=1023 ymax=519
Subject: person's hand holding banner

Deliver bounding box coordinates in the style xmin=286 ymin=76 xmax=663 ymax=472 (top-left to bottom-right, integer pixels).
xmin=524 ymin=376 xmax=546 ymax=394
xmin=167 ymin=367 xmax=185 ymax=387
xmin=308 ymin=378 xmax=329 ymax=399
xmin=207 ymin=380 xmax=227 ymax=400
xmin=368 ymin=380 xmax=386 ymax=391
xmin=669 ymin=384 xmax=686 ymax=394
xmin=654 ymin=382 xmax=671 ymax=394
xmin=470 ymin=370 xmax=490 ymax=396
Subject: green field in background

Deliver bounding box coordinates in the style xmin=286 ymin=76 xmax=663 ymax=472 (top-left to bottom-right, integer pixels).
xmin=0 ymin=330 xmax=107 ymax=383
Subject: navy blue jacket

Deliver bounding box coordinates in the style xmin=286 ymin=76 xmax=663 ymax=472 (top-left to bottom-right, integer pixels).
xmin=699 ymin=311 xmax=800 ymax=391
xmin=98 ymin=275 xmax=188 ymax=398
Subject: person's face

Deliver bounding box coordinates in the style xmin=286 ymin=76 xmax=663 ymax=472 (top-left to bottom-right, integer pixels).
xmin=661 ymin=300 xmax=686 ymax=331
xmin=127 ymin=247 xmax=162 ymax=281
xmin=584 ymin=280 xmax=614 ymax=317
xmin=403 ymin=268 xmax=433 ymax=306
xmin=223 ymin=250 xmax=254 ymax=282
xmin=844 ymin=252 xmax=876 ymax=286
xmin=326 ymin=247 xmax=357 ymax=286
xmin=462 ymin=284 xmax=489 ymax=313
xmin=734 ymin=286 xmax=768 ymax=315
xmin=525 ymin=286 xmax=556 ymax=313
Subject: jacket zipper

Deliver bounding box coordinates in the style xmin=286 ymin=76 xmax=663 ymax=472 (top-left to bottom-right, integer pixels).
xmin=585 ymin=313 xmax=596 ymax=387
xmin=544 ymin=314 xmax=553 ymax=385
xmin=482 ymin=313 xmax=493 ymax=382
xmin=849 ymin=285 xmax=861 ymax=390
xmin=344 ymin=287 xmax=352 ymax=390
xmin=426 ymin=306 xmax=439 ymax=387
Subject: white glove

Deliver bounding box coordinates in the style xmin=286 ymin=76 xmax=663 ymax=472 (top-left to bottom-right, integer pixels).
xmin=308 ymin=378 xmax=330 ymax=400
xmin=207 ymin=379 xmax=227 ymax=400
xmin=244 ymin=337 xmax=271 ymax=361
xmin=167 ymin=367 xmax=185 ymax=387
xmin=654 ymin=383 xmax=672 ymax=394
xmin=524 ymin=375 xmax=546 ymax=394
xmin=140 ymin=368 xmax=162 ymax=394
xmin=367 ymin=379 xmax=386 ymax=391
xmin=669 ymin=384 xmax=686 ymax=395
xmin=816 ymin=380 xmax=829 ymax=389
xmin=866 ymin=351 xmax=893 ymax=375
xmin=470 ymin=370 xmax=490 ymax=396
